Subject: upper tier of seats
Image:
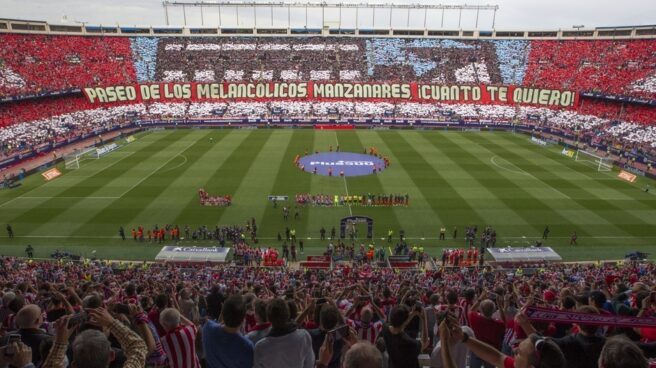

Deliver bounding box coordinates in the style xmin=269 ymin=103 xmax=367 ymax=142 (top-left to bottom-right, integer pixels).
xmin=1 ymin=35 xmax=655 ymax=100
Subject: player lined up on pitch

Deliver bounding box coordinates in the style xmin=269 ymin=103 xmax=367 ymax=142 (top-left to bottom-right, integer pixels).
xmin=295 ymin=193 xmax=409 ymax=207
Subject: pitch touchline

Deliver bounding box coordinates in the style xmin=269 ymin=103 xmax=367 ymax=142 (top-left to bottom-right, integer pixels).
xmin=334 ymin=131 xmax=353 ymax=216
xmin=3 ymin=235 xmax=656 ymax=240
xmin=19 ymin=196 xmax=120 ymax=199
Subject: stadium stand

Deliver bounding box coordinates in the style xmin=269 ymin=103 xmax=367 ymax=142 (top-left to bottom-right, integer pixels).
xmin=523 ymin=40 xmax=656 ymax=98
xmin=0 ymin=34 xmax=136 ymax=97
xmin=0 ymin=33 xmax=654 ymax=177
xmin=2 ymin=27 xmax=656 ymax=368
xmin=2 ymin=35 xmax=655 ymax=98
xmin=0 ymin=256 xmax=653 ymax=368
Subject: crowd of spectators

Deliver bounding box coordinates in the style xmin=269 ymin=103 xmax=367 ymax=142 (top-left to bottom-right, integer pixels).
xmin=0 ymin=254 xmax=654 ymax=368
xmin=0 ymin=34 xmax=136 ymax=97
xmin=2 ymin=35 xmax=655 ymax=101
xmin=0 ymin=103 xmax=144 ymax=158
xmin=2 ymin=98 xmax=656 ymax=159
xmin=1 ymin=35 xmax=656 ymax=161
xmin=523 ymin=40 xmax=656 ymax=99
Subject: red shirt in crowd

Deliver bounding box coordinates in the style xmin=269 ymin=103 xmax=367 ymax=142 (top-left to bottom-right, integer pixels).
xmin=161 ymin=324 xmax=200 ymax=368
xmin=468 ymin=311 xmax=506 ymax=350
xmin=504 ymin=356 xmax=515 ymax=368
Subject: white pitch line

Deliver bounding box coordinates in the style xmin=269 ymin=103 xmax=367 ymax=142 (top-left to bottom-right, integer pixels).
xmin=160 ymin=154 xmax=188 ymax=174
xmin=490 ymin=155 xmax=570 ymax=199
xmin=0 ymin=235 xmax=120 ymax=239
xmin=540 ymin=146 xmax=656 ymax=196
xmin=21 ymin=196 xmax=119 ymax=199
xmin=334 ymin=132 xmax=353 ymax=216
xmin=490 ymin=155 xmax=531 ymax=177
xmin=68 ymin=151 xmax=135 ymax=178
xmin=117 ymin=139 xmax=198 ymax=198
xmin=2 ymin=235 xmax=656 ymax=240
xmin=0 ymin=151 xmax=137 ymax=209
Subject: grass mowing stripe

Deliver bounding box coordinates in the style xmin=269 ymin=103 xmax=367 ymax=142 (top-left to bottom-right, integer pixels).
xmin=414 ymin=131 xmax=540 ymax=235
xmin=338 ymin=130 xmax=404 ymax=240
xmin=3 ymin=129 xmax=656 ymax=262
xmin=217 ymin=130 xmax=295 ymax=228
xmin=356 ymin=130 xmax=441 ymax=239
xmin=334 ymin=131 xmax=353 ymax=216
xmin=173 ymin=130 xmax=271 ymax=227
xmin=305 ymin=131 xmax=351 ymax=239
xmin=490 ymin=134 xmax=654 ymax=228
xmin=2 ymin=130 xmax=181 ymax=232
xmin=503 ymin=134 xmax=656 ymax=210
xmin=49 ymin=131 xmax=206 ymax=237
xmin=388 ymin=131 xmax=486 ymax=228
xmin=0 ymin=153 xmax=134 ymax=209
xmin=72 ymin=130 xmax=222 ymax=237
xmin=169 ymin=130 xmax=253 ymax=227
xmin=439 ymin=132 xmax=581 ymax=241
xmin=522 ymin=137 xmax=656 ymax=200
xmin=0 ymin=137 xmax=154 ymax=209
xmin=355 ymin=130 xmax=445 ymax=239
xmin=0 ymin=130 xmax=157 ymax=204
xmin=259 ymin=129 xmax=315 ymax=240
xmin=494 ymin=134 xmax=656 ymax=237
xmin=470 ymin=133 xmax=628 ymax=238
xmin=126 ymin=131 xmax=232 ymax=227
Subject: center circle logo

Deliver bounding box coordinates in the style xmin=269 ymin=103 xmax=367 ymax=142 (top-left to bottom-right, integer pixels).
xmin=296 ymin=152 xmax=388 ymax=177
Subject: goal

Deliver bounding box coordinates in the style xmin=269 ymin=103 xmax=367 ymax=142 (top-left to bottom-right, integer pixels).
xmin=63 ymin=147 xmax=98 ymax=169
xmin=575 ymin=150 xmax=613 ymax=171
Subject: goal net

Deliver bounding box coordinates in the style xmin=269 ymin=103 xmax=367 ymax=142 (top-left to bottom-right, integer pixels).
xmin=575 ymin=150 xmax=613 ymax=171
xmin=63 ymin=147 xmax=98 ymax=170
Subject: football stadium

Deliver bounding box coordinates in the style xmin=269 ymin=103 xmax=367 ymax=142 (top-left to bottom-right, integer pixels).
xmin=0 ymin=1 xmax=655 ymax=367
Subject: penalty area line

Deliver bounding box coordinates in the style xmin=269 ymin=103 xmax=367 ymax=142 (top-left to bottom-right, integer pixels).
xmin=490 ymin=155 xmax=570 ymax=199
xmin=0 ymin=151 xmax=137 ymax=209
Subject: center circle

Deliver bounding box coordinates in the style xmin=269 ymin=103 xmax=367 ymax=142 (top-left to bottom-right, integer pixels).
xmin=297 ymin=152 xmax=387 ymax=177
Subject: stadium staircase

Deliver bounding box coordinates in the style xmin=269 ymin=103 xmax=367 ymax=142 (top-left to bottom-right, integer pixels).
xmin=299 ymin=255 xmax=333 ymax=270
xmin=388 ymin=255 xmax=418 ymax=270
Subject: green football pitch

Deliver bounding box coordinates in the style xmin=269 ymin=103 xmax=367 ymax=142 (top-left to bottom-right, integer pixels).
xmin=0 ymin=128 xmax=655 ymax=262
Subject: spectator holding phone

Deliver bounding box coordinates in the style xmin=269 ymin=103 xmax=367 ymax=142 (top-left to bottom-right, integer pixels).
xmin=116 ymin=303 xmax=168 ymax=367
xmin=0 ymin=341 xmax=34 ymax=368
xmin=431 ymin=314 xmax=474 ymax=368
xmin=316 ymin=329 xmax=381 ymax=368
xmin=308 ymin=304 xmax=345 ymax=368
xmin=42 ymin=308 xmax=147 ymax=368
xmin=380 ymin=304 xmax=429 ymax=368
xmin=14 ymin=304 xmax=51 ymax=365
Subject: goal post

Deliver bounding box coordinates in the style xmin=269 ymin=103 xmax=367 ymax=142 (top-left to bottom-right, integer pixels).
xmin=63 ymin=147 xmax=98 ymax=170
xmin=575 ymin=149 xmax=613 ymax=172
